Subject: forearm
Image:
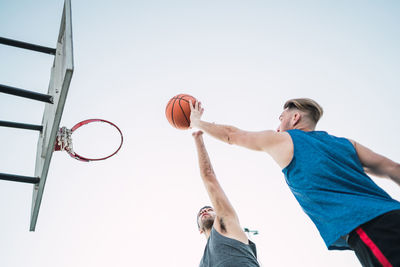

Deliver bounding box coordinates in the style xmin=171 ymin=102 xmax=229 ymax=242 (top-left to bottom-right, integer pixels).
xmin=195 ymin=120 xmax=238 ymax=145
xmin=195 ymin=136 xmax=216 ymax=179
xmin=192 ymin=132 xmax=241 ymax=230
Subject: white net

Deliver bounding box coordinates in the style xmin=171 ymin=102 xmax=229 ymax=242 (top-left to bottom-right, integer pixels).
xmin=55 ymin=126 xmax=73 ymax=153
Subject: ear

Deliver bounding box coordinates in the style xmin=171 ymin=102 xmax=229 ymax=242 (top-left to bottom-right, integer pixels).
xmin=292 ymin=111 xmax=301 ymax=126
xmin=199 ymin=228 xmax=204 ymax=235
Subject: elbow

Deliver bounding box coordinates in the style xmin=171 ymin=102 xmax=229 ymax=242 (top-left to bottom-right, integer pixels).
xmin=202 ymin=173 xmax=217 ymax=184
xmin=226 ymin=127 xmax=240 ymax=145
xmin=202 ymin=171 xmax=214 ymax=178
xmin=226 ymin=135 xmax=234 ymax=145
xmin=201 ymin=167 xmax=216 ymax=179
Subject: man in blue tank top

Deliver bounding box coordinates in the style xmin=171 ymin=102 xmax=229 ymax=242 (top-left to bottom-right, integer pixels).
xmin=189 ymin=98 xmax=400 ymax=267
xmin=192 ymin=131 xmax=259 ymax=267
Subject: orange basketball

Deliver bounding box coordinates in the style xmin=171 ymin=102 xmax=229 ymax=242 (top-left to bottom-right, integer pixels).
xmin=165 ymin=94 xmax=198 ymax=130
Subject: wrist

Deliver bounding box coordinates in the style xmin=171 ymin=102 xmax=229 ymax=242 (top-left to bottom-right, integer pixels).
xmin=191 ymin=118 xmax=202 ymax=128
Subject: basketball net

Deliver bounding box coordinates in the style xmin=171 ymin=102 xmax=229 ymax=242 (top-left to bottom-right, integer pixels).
xmin=53 ymin=119 xmax=123 ymax=162
xmin=55 ymin=126 xmax=74 ymax=154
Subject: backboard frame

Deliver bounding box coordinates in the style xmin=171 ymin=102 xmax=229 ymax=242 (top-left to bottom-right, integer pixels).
xmin=30 ymin=0 xmax=74 ymax=231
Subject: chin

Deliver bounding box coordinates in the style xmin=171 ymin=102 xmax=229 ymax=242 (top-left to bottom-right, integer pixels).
xmin=201 ymin=218 xmax=214 ymax=230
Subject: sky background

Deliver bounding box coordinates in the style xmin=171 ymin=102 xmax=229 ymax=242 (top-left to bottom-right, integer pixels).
xmin=1 ymin=0 xmax=400 ymax=266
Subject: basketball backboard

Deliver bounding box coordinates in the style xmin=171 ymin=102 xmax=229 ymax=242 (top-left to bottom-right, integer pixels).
xmin=30 ymin=0 xmax=74 ymax=231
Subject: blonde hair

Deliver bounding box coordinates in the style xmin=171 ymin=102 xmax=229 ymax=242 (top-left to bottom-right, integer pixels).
xmin=284 ymin=98 xmax=323 ymax=124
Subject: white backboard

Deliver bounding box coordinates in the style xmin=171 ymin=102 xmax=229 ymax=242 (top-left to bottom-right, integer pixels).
xmin=30 ymin=0 xmax=74 ymax=231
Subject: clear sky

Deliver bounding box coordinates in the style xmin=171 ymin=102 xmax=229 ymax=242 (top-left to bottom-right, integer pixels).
xmin=1 ymin=0 xmax=400 ymax=266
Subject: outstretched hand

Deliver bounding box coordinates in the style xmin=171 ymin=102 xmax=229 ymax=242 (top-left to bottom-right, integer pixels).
xmin=189 ymin=100 xmax=204 ymax=129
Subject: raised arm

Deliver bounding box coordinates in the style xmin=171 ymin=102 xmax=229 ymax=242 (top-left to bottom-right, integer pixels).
xmin=193 ymin=131 xmax=248 ymax=243
xmin=190 ymin=100 xmax=293 ymax=168
xmin=351 ymin=140 xmax=400 ymax=186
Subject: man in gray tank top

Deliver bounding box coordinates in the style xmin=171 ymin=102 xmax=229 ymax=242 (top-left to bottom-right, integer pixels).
xmin=192 ymin=131 xmax=259 ymax=267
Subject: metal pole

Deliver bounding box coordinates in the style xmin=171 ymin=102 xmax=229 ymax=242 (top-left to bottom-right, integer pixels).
xmin=0 ymin=84 xmax=53 ymax=104
xmin=0 ymin=120 xmax=43 ymax=131
xmin=0 ymin=36 xmax=56 ymax=55
xmin=0 ymin=173 xmax=40 ymax=184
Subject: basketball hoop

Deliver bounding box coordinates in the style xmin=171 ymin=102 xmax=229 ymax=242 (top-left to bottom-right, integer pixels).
xmin=54 ymin=119 xmax=123 ymax=162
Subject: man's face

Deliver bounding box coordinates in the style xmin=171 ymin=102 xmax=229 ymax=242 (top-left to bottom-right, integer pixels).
xmin=277 ymin=108 xmax=296 ymax=132
xmin=197 ymin=207 xmax=216 ymax=233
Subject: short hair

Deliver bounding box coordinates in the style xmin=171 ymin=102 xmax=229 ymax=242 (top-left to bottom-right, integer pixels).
xmin=284 ymin=98 xmax=323 ymax=124
xmin=196 ymin=205 xmax=213 ymax=229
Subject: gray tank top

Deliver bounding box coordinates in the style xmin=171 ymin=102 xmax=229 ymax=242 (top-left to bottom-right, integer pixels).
xmin=199 ymin=227 xmax=259 ymax=267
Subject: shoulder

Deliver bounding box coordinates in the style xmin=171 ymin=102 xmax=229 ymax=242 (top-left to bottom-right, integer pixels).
xmin=258 ymin=130 xmax=292 ymax=145
xmin=347 ymin=138 xmax=356 ymax=146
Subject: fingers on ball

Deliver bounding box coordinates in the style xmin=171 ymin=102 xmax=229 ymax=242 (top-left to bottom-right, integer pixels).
xmin=166 ymin=94 xmax=198 ymax=130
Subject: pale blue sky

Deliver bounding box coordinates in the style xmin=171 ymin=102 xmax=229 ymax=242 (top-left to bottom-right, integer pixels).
xmin=1 ymin=1 xmax=400 ymax=266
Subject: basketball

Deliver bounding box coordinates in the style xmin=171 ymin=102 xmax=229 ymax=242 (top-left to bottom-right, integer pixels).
xmin=165 ymin=94 xmax=198 ymax=130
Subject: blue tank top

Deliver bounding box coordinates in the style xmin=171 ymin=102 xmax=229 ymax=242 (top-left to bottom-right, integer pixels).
xmin=282 ymin=129 xmax=400 ymax=250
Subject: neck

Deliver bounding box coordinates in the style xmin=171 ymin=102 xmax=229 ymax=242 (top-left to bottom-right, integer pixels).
xmin=297 ymin=126 xmax=314 ymax=132
xmin=293 ymin=122 xmax=315 ymax=132
xmin=203 ymin=228 xmax=212 ymax=239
